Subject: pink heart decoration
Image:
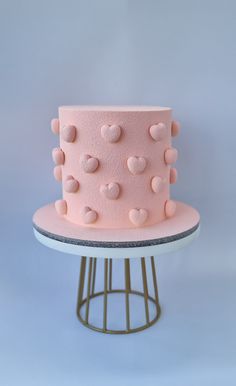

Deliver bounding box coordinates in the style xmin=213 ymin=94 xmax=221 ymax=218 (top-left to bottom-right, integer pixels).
xmin=170 ymin=168 xmax=178 ymax=184
xmin=149 ymin=123 xmax=167 ymax=141
xmin=101 ymin=124 xmax=121 ymax=143
xmin=81 ymin=206 xmax=98 ymax=224
xmin=52 ymin=148 xmax=65 ymax=165
xmin=80 ymin=154 xmax=99 ymax=173
xmin=129 ymin=208 xmax=148 ymax=226
xmin=151 ymin=176 xmax=163 ymax=193
xmin=64 ymin=176 xmax=79 ymax=193
xmin=55 ymin=199 xmax=67 ymax=215
xmin=51 ymin=118 xmax=60 ymax=135
xmin=100 ymin=182 xmax=120 ymax=200
xmin=165 ymin=200 xmax=176 ymax=218
xmin=61 ymin=125 xmax=76 ymax=142
xmin=127 ymin=156 xmax=147 ymax=175
xmin=53 ymin=165 xmax=62 ymax=181
xmin=171 ymin=121 xmax=180 ymax=137
xmin=164 ymin=148 xmax=178 ymax=165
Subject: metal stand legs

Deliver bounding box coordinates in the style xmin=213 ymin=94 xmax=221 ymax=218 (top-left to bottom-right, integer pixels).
xmin=76 ymin=256 xmax=161 ymax=334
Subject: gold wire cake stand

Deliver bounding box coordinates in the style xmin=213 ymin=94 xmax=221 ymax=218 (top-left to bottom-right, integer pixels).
xmin=77 ymin=256 xmax=160 ymax=334
xmin=33 ymin=219 xmax=199 ymax=334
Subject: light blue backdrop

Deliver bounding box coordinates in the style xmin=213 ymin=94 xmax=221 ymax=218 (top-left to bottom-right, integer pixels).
xmin=0 ymin=1 xmax=235 ymax=385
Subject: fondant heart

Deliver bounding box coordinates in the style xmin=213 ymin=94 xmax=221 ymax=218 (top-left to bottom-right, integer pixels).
xmin=51 ymin=118 xmax=60 ymax=135
xmin=81 ymin=206 xmax=98 ymax=224
xmin=170 ymin=168 xmax=178 ymax=184
xmin=55 ymin=199 xmax=67 ymax=215
xmin=129 ymin=208 xmax=148 ymax=226
xmin=127 ymin=156 xmax=147 ymax=175
xmin=149 ymin=123 xmax=167 ymax=141
xmin=151 ymin=176 xmax=163 ymax=193
xmin=101 ymin=124 xmax=121 ymax=143
xmin=61 ymin=125 xmax=76 ymax=142
xmin=100 ymin=182 xmax=120 ymax=200
xmin=53 ymin=165 xmax=62 ymax=181
xmin=165 ymin=200 xmax=176 ymax=218
xmin=171 ymin=121 xmax=180 ymax=137
xmin=64 ymin=176 xmax=79 ymax=193
xmin=80 ymin=154 xmax=99 ymax=173
xmin=52 ymin=148 xmax=65 ymax=165
xmin=164 ymin=148 xmax=178 ymax=165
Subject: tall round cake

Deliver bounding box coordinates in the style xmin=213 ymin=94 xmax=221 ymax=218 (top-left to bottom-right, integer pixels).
xmin=51 ymin=106 xmax=180 ymax=229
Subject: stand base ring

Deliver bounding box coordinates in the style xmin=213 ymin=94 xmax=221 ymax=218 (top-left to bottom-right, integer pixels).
xmin=77 ymin=289 xmax=161 ymax=334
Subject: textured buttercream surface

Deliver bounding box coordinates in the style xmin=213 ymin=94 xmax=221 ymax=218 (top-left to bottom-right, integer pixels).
xmin=51 ymin=106 xmax=179 ymax=229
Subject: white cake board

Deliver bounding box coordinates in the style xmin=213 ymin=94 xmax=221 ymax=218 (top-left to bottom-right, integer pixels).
xmin=33 ymin=225 xmax=200 ymax=259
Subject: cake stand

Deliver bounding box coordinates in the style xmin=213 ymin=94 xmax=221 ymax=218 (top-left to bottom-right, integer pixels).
xmin=33 ymin=201 xmax=200 ymax=334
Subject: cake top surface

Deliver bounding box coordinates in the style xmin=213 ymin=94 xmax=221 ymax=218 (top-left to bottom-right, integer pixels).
xmin=59 ymin=105 xmax=171 ymax=112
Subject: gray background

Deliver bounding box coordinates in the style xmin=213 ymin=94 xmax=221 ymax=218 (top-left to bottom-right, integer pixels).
xmin=0 ymin=0 xmax=235 ymax=385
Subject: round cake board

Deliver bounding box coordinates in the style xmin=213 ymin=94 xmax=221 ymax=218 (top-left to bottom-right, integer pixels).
xmin=33 ymin=201 xmax=200 ymax=259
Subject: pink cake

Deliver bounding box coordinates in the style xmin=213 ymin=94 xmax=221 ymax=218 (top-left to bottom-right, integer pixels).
xmin=51 ymin=106 xmax=180 ymax=229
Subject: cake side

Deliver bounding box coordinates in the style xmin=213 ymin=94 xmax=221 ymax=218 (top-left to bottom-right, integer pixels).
xmin=51 ymin=106 xmax=179 ymax=229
